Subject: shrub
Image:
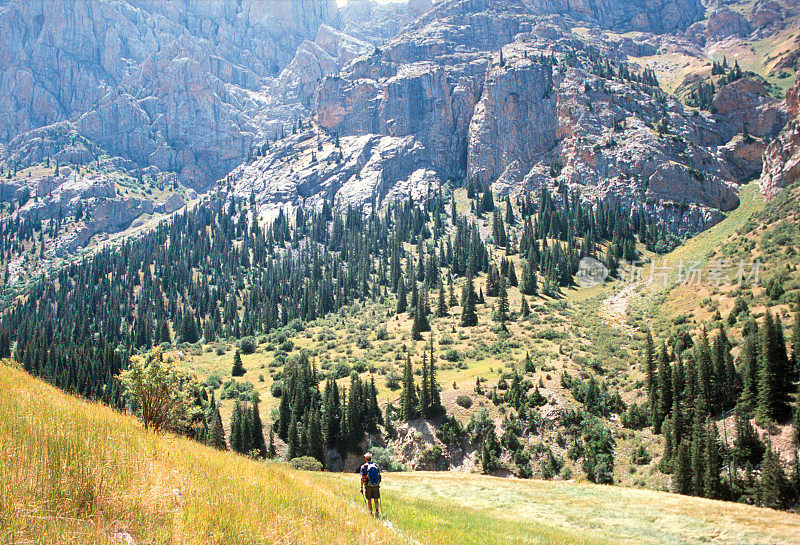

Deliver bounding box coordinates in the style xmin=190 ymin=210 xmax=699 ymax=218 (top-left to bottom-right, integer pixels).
xmin=442 ymin=348 xmax=460 ymax=362
xmin=456 ymin=395 xmax=473 ymax=409
xmin=385 ymin=369 xmax=401 ymax=390
xmin=239 ymin=336 xmax=257 ymax=355
xmin=375 ymin=326 xmax=388 ymax=340
xmin=630 ymin=444 xmax=651 ymax=466
xmin=332 ymin=362 xmax=351 ymax=380
xmin=270 ymin=380 xmax=283 ymax=398
xmin=203 ymin=372 xmax=223 ymax=390
xmin=290 ymin=456 xmax=323 ymax=471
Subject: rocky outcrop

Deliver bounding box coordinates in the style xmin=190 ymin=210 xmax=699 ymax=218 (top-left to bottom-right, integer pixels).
xmin=705 ymin=6 xmax=751 ymax=41
xmin=522 ymin=0 xmax=705 ymax=33
xmin=339 ymin=0 xmax=432 ymax=44
xmin=1 ymin=165 xmax=187 ymax=261
xmin=760 ymin=72 xmax=800 ymax=199
xmin=712 ymin=77 xmax=788 ymax=140
xmin=0 ymin=0 xmax=337 ymax=187
xmin=229 ymin=8 xmax=751 ymax=236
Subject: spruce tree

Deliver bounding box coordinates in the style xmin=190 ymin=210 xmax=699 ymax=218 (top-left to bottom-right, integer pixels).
xmin=644 ymin=330 xmax=656 ymax=407
xmin=673 ymin=441 xmax=692 ymax=495
xmin=437 ymin=282 xmax=448 ymax=317
xmin=791 ymin=310 xmax=800 ymax=381
xmin=703 ymin=422 xmax=721 ymax=499
xmin=309 ymin=408 xmax=325 ymax=466
xmin=460 ymin=265 xmax=478 ymax=327
xmin=397 ymin=279 xmax=408 ymax=314
xmin=208 ymin=404 xmax=227 ymax=450
xmin=250 ymin=398 xmax=267 ymax=458
xmin=738 ymin=325 xmax=759 ymax=413
xmin=400 ymin=354 xmax=419 ymax=421
xmin=230 ymin=400 xmax=244 ymax=453
xmin=759 ymin=447 xmax=790 ymax=509
xmin=497 ymin=276 xmax=509 ymax=332
xmin=429 ymin=337 xmax=443 ymax=416
xmin=231 ymin=349 xmax=246 ymax=377
xmin=520 ymin=295 xmax=530 ymax=318
xmin=411 ymin=284 xmax=430 ymax=340
xmin=420 ymin=351 xmax=430 ymax=416
xmin=757 ymin=311 xmax=787 ymax=422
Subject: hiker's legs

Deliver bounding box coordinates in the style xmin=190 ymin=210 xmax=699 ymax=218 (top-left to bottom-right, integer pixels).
xmin=367 ymin=498 xmax=374 ymax=515
xmin=374 ymin=497 xmax=380 ymax=516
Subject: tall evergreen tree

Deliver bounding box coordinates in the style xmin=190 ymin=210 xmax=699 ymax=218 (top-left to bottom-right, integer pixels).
xmin=400 ymin=354 xmax=419 ymax=421
xmin=230 ymin=400 xmax=244 ymax=453
xmin=757 ymin=311 xmax=788 ymax=422
xmin=231 ymin=349 xmax=246 ymax=377
xmin=673 ymin=441 xmax=692 ymax=495
xmin=208 ymin=404 xmax=227 ymax=450
xmin=460 ymin=264 xmax=478 ymax=327
xmin=497 ymin=276 xmax=509 ymax=332
xmin=250 ymin=398 xmax=267 ymax=458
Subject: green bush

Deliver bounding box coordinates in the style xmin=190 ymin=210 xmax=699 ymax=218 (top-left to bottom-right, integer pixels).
xmin=239 ymin=336 xmax=257 ymax=354
xmin=442 ymin=348 xmax=460 ymax=362
xmin=456 ymin=395 xmax=473 ymax=409
xmin=290 ymin=456 xmax=323 ymax=471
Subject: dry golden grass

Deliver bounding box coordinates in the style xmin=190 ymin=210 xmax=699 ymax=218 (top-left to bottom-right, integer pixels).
xmin=0 ymin=362 xmax=402 ymax=545
xmin=3 ymin=363 xmax=800 ymax=545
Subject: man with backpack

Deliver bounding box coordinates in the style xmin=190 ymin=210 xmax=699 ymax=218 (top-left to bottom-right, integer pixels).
xmin=359 ymin=452 xmax=381 ymax=517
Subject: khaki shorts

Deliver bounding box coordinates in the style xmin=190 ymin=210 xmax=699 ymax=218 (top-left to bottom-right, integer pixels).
xmin=364 ymin=484 xmax=380 ymax=500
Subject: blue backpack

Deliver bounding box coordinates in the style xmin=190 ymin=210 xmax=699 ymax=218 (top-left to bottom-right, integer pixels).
xmin=366 ymin=462 xmax=381 ymax=486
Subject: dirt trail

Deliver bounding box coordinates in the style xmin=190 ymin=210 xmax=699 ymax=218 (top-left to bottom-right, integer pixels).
xmin=599 ymin=283 xmax=637 ymax=336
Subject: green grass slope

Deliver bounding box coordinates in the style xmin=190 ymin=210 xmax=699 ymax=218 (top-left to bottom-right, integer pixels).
xmin=2 ymin=363 xmax=799 ymax=545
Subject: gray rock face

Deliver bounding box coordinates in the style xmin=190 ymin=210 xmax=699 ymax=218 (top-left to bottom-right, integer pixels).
xmin=521 ymin=0 xmax=705 ymax=33
xmin=280 ymin=5 xmax=760 ymax=235
xmin=2 ymin=168 xmax=185 ymax=262
xmin=760 ymin=70 xmax=800 ymax=199
xmin=0 ymin=0 xmax=337 ymax=187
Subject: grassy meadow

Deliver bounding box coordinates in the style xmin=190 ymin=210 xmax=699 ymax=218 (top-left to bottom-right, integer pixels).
xmin=3 ymin=362 xmax=799 ymax=545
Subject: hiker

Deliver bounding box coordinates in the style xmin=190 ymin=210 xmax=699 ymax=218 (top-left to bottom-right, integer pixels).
xmin=360 ymin=452 xmax=381 ymax=517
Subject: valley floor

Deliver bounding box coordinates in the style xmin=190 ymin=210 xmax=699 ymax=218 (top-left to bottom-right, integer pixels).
xmin=2 ymin=363 xmax=799 ymax=545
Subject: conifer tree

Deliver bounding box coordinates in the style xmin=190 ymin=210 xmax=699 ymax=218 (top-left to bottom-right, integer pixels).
xmin=411 ymin=284 xmax=430 ymax=340
xmin=644 ymin=330 xmax=656 ymax=406
xmin=287 ymin=421 xmax=299 ymax=460
xmin=309 ymin=408 xmax=325 ymax=466
xmin=208 ymin=404 xmax=227 ymax=450
xmin=420 ymin=351 xmax=430 ymax=416
xmin=760 ymin=447 xmax=790 ymax=509
xmin=436 ymin=282 xmax=448 ymax=317
xmin=250 ymin=398 xmax=267 ymax=458
xmin=460 ymin=264 xmax=478 ymax=327
xmin=268 ymin=427 xmax=276 ymax=458
xmin=738 ymin=325 xmax=759 ymax=413
xmin=397 ymin=279 xmax=408 ymax=314
xmin=497 ymin=276 xmax=509 ymax=332
xmin=703 ymin=422 xmax=721 ymax=499
xmin=231 ymin=349 xmax=246 ymax=377
xmin=230 ymin=400 xmax=244 ymax=453
xmin=400 ymin=354 xmax=419 ymax=421
xmin=791 ymin=310 xmax=800 ymax=381
xmin=654 ymin=343 xmax=672 ymax=434
xmin=520 ymin=295 xmax=530 ymax=318
xmin=757 ymin=310 xmax=788 ymax=422
xmin=428 ymin=337 xmax=443 ymax=416
xmin=673 ymin=441 xmax=692 ymax=495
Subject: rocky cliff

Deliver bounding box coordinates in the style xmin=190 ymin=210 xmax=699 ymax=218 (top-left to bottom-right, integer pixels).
xmin=0 ymin=0 xmax=337 ymax=188
xmin=221 ymin=0 xmax=787 ymax=235
xmin=760 ymin=69 xmax=800 ymax=199
xmin=1 ymin=0 xmax=797 ymax=250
